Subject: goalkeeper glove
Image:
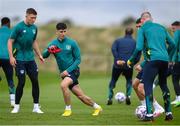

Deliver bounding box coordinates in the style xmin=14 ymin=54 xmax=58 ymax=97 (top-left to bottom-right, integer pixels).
xmin=127 ymin=60 xmax=133 ymax=68
xmin=48 ymin=45 xmax=61 ymax=54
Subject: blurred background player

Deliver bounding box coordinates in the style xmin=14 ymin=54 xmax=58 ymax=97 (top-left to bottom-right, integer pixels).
xmin=171 ymin=21 xmax=180 ymax=107
xmin=8 ymin=8 xmax=44 ymax=113
xmin=0 ymin=17 xmax=16 ymax=107
xmin=132 ymin=18 xmax=164 ymax=118
xmin=107 ymin=27 xmax=139 ymax=105
xmin=43 ymin=22 xmax=102 ymax=117
xmin=128 ymin=12 xmax=175 ymax=121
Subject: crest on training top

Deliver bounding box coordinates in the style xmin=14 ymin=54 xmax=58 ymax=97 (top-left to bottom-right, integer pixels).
xmin=32 ymin=29 xmax=36 ymax=34
xmin=23 ymin=30 xmax=26 ymax=33
xmin=66 ymin=45 xmax=71 ymax=50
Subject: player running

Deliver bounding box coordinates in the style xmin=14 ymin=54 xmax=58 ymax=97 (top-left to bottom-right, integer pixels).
xmin=42 ymin=22 xmax=102 ymax=117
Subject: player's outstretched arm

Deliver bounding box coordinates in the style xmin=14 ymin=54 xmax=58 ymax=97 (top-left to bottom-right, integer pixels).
xmin=42 ymin=48 xmax=50 ymax=59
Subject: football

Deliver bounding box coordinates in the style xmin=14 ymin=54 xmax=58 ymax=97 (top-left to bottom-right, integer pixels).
xmin=135 ymin=105 xmax=147 ymax=120
xmin=114 ymin=92 xmax=126 ymax=103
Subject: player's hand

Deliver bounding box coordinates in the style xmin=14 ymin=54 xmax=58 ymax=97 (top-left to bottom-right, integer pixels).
xmin=135 ymin=64 xmax=142 ymax=72
xmin=39 ymin=55 xmax=45 ymax=63
xmin=117 ymin=60 xmax=125 ymax=66
xmin=10 ymin=56 xmax=17 ymax=67
xmin=60 ymin=70 xmax=69 ymax=78
xmin=127 ymin=60 xmax=132 ymax=68
xmin=48 ymin=45 xmax=61 ymax=54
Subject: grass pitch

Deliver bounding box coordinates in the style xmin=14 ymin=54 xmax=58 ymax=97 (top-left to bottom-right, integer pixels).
xmin=0 ymin=71 xmax=180 ymax=125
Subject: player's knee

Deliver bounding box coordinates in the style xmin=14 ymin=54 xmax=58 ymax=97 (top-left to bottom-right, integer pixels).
xmin=132 ymin=81 xmax=138 ymax=90
xmin=138 ymin=84 xmax=144 ymax=92
xmin=132 ymin=83 xmax=137 ymax=89
xmin=60 ymin=83 xmax=69 ymax=90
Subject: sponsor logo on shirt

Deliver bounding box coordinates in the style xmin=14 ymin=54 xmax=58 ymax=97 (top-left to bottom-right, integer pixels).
xmin=66 ymin=45 xmax=71 ymax=50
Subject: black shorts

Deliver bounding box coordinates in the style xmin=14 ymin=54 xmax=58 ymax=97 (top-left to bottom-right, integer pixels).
xmin=136 ymin=70 xmax=143 ymax=81
xmin=15 ymin=60 xmax=38 ymax=77
xmin=62 ymin=68 xmax=80 ymax=90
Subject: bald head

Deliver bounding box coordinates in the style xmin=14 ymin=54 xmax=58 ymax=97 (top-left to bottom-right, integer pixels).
xmin=141 ymin=11 xmax=152 ymax=23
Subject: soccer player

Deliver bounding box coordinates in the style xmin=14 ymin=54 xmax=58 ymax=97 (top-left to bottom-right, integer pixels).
xmin=128 ymin=12 xmax=175 ymax=121
xmin=8 ymin=8 xmax=44 ymax=113
xmin=0 ymin=17 xmax=16 ymax=107
xmin=42 ymin=22 xmax=102 ymax=117
xmin=171 ymin=21 xmax=180 ymax=107
xmin=132 ymin=18 xmax=164 ymax=117
xmin=107 ymin=27 xmax=139 ymax=105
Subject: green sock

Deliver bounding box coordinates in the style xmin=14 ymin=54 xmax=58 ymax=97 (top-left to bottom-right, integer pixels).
xmin=163 ymin=92 xmax=171 ymax=112
xmin=145 ymin=95 xmax=153 ymax=114
xmin=9 ymin=86 xmax=16 ymax=94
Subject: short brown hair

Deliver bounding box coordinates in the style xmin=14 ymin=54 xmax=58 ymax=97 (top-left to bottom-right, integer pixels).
xmin=1 ymin=17 xmax=10 ymax=26
xmin=56 ymin=23 xmax=67 ymax=30
xmin=136 ymin=18 xmax=141 ymax=24
xmin=26 ymin=8 xmax=37 ymax=15
xmin=125 ymin=27 xmax=133 ymax=35
xmin=171 ymin=21 xmax=180 ymax=26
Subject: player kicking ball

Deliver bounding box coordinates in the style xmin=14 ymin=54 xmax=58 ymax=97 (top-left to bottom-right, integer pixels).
xmin=132 ymin=64 xmax=164 ymax=117
xmin=42 ymin=22 xmax=102 ymax=117
xmin=132 ymin=18 xmax=164 ymax=118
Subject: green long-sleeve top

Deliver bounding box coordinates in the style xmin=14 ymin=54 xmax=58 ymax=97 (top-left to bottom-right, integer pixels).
xmin=172 ymin=30 xmax=180 ymax=62
xmin=139 ymin=40 xmax=150 ymax=68
xmin=0 ymin=26 xmax=11 ymax=59
xmin=43 ymin=37 xmax=81 ymax=73
xmin=129 ymin=21 xmax=175 ymax=63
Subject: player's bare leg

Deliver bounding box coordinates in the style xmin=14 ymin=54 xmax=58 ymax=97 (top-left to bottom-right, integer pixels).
xmin=60 ymin=77 xmax=72 ymax=117
xmin=72 ymin=84 xmax=102 ymax=116
xmin=138 ymin=83 xmax=164 ymax=117
xmin=133 ymin=79 xmax=145 ymax=105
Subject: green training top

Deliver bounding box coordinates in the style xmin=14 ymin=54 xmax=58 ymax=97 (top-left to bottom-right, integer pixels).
xmin=43 ymin=37 xmax=81 ymax=73
xmin=10 ymin=21 xmax=37 ymax=61
xmin=139 ymin=40 xmax=149 ymax=68
xmin=0 ymin=26 xmax=11 ymax=59
xmin=172 ymin=30 xmax=180 ymax=62
xmin=129 ymin=21 xmax=175 ymax=63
